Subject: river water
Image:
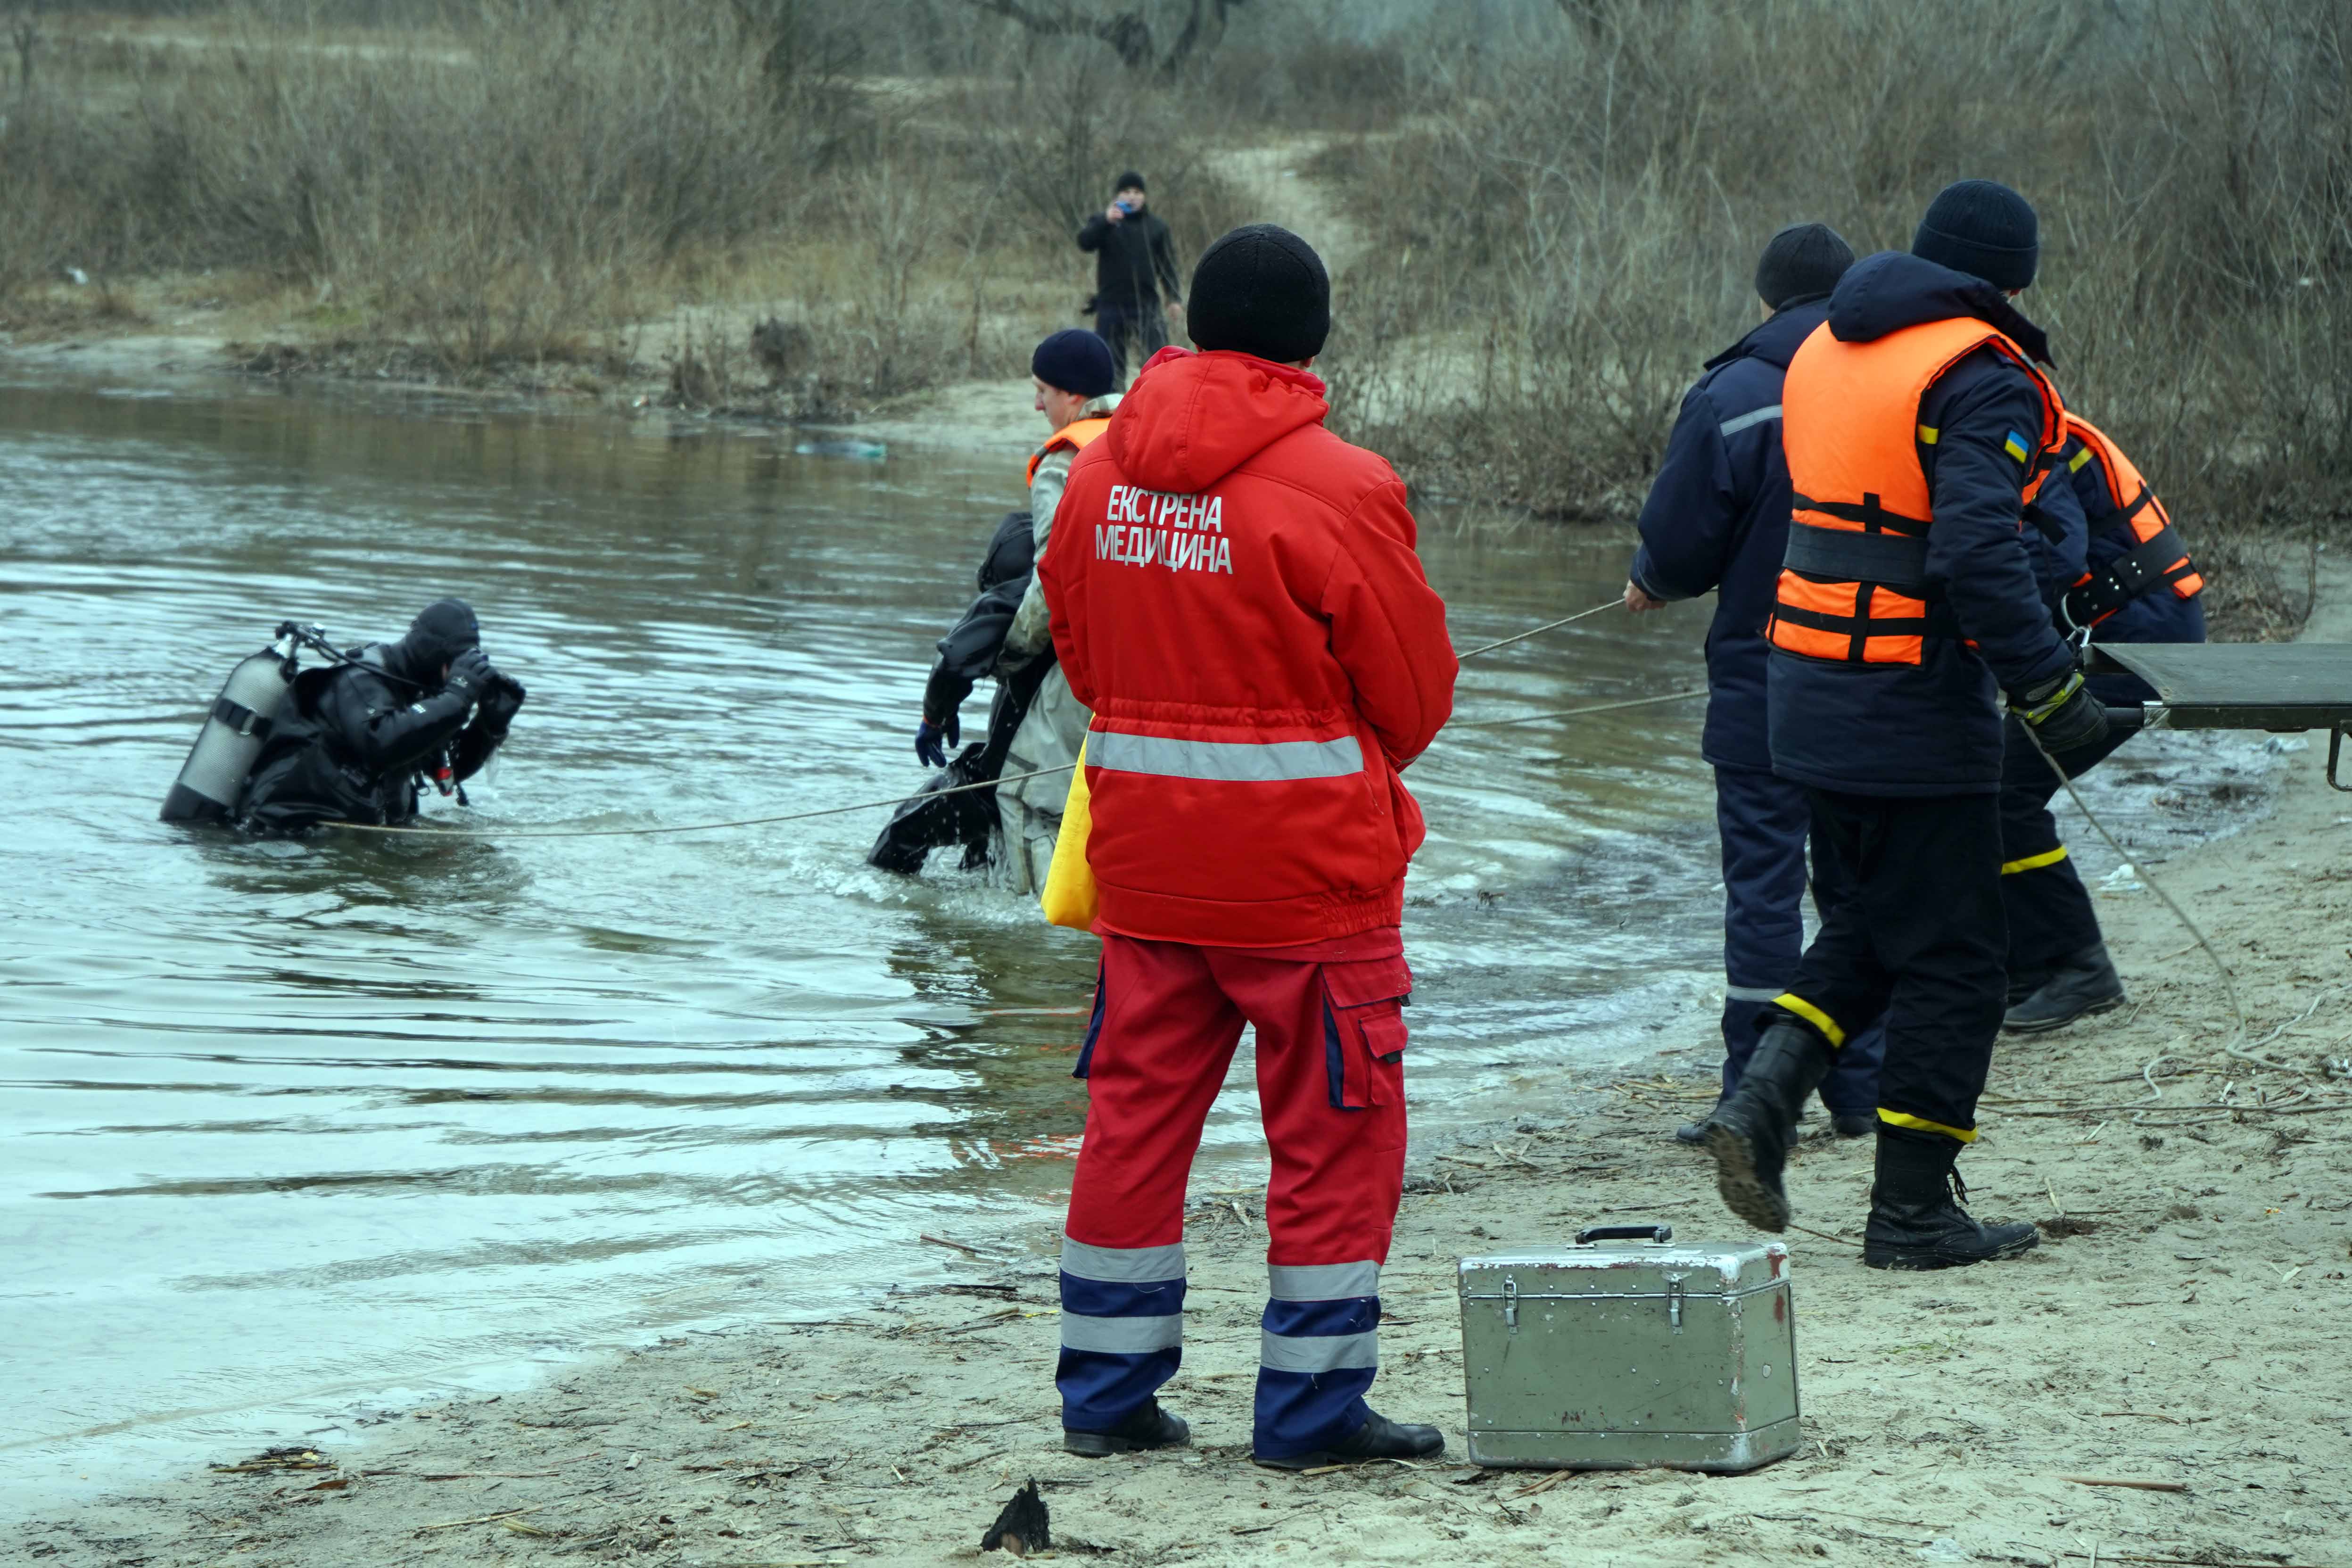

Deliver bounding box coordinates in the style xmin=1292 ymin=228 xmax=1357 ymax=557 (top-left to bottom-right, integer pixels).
xmin=1 ymin=371 xmax=2286 ymax=1513
xmin=0 ymin=373 xmax=1739 ymax=1510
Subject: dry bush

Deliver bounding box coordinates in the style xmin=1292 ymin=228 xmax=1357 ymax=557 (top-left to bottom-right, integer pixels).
xmin=1319 ymin=0 xmax=2350 ymax=632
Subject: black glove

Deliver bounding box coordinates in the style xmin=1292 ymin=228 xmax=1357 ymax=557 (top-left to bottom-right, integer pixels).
xmin=482 ymin=675 xmax=527 ymax=727
xmin=2014 ymin=669 xmax=2110 ymax=755
xmin=444 ymin=647 xmax=499 ymax=702
xmin=916 ymin=712 xmax=959 ymax=769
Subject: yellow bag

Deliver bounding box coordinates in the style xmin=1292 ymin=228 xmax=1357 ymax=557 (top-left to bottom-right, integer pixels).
xmin=1040 ymin=739 xmax=1099 ymax=932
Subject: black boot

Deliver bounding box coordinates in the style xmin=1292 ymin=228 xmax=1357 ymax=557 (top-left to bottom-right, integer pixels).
xmin=1065 ymin=1398 xmax=1190 ymax=1457
xmin=1253 ymin=1409 xmax=1445 ymax=1471
xmin=2002 ymin=942 xmax=2124 ymax=1034
xmin=1674 ymin=1096 xmax=1726 ymax=1145
xmin=1862 ymin=1127 xmax=2040 ymax=1271
xmin=1702 ymin=1023 xmax=1832 ymax=1232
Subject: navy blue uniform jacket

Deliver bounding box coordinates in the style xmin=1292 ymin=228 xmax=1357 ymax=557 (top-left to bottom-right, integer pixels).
xmin=1629 ymin=299 xmax=1830 ymax=771
xmin=1766 ymin=252 xmax=2077 ymax=798
xmin=2030 ymin=432 xmax=2208 ymax=646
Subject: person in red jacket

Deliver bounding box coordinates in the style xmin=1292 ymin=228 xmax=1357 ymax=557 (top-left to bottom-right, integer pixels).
xmin=1038 ymin=223 xmax=1458 ymax=1470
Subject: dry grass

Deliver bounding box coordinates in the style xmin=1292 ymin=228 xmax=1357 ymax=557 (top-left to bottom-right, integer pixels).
xmin=1316 ymin=0 xmax=2351 ymax=635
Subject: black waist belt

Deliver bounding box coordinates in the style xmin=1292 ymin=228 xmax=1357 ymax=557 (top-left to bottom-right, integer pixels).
xmin=2067 ymin=523 xmax=2197 ymax=623
xmin=1783 ymin=521 xmax=1932 ymax=591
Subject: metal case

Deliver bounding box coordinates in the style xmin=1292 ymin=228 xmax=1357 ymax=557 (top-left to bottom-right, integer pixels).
xmin=1458 ymin=1224 xmax=1799 ymax=1471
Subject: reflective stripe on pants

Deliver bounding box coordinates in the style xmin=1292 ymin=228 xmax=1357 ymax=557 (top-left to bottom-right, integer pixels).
xmin=1056 ymin=1237 xmax=1188 ymax=1434
xmin=1256 ymin=1260 xmax=1381 ymax=1458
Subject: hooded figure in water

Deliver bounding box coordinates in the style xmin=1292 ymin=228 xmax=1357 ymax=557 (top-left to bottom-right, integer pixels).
xmin=237 ymin=599 xmax=525 ymax=833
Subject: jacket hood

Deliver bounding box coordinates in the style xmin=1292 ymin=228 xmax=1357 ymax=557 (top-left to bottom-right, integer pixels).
xmin=1104 ymin=347 xmax=1330 ymax=494
xmin=1826 ymin=251 xmax=2053 ymax=364
xmin=978 ymin=510 xmax=1036 ymax=593
xmin=1702 ymin=297 xmax=1832 ymax=374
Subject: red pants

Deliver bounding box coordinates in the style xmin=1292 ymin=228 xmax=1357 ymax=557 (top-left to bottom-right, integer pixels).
xmin=1057 ymin=929 xmax=1412 ymax=1452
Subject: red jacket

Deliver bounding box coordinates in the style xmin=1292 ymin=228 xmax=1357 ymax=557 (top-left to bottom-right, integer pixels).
xmin=1039 ymin=347 xmax=1457 ymax=946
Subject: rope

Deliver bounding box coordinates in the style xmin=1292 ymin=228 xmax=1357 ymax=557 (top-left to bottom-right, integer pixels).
xmin=2022 ymin=718 xmax=2246 ymax=1040
xmin=1453 ymin=598 xmax=1620 ymax=660
xmin=1445 ymin=689 xmax=1705 ymax=729
xmin=323 ymin=764 xmax=1080 ymax=840
xmin=322 ymin=595 xmax=1663 ymax=840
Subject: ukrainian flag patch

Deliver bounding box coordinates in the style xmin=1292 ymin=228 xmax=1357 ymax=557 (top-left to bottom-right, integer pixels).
xmin=2004 ymin=431 xmax=2031 ymax=463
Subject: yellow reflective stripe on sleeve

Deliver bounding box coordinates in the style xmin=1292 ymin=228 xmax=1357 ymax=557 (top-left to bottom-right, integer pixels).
xmin=1878 ymin=1108 xmax=1978 ymax=1143
xmin=2068 ymin=446 xmax=2094 ymax=472
xmin=1915 ymin=424 xmax=1940 ymax=445
xmin=1773 ymin=992 xmax=1847 ymax=1049
xmin=2000 ymin=845 xmax=2070 ymax=875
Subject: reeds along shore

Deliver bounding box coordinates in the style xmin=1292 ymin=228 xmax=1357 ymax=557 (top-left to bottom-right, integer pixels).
xmin=3 ymin=0 xmax=2345 ymax=632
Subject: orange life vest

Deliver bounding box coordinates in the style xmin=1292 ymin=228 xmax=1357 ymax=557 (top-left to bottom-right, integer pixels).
xmin=1025 ymin=416 xmax=1112 ymax=486
xmin=2057 ymin=413 xmax=2203 ymax=625
xmin=1770 ymin=317 xmax=2064 ymax=667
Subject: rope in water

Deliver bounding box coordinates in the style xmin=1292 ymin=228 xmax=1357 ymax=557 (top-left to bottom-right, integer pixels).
xmin=324 ymin=596 xmax=1638 ymax=839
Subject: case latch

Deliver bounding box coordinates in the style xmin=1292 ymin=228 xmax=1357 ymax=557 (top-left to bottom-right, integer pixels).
xmin=1502 ymin=1274 xmax=1518 ymax=1335
xmin=1665 ymin=1272 xmax=1686 ymax=1332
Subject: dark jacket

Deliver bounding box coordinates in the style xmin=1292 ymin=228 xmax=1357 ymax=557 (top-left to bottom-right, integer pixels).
xmin=922 ymin=511 xmax=1040 ymax=727
xmin=1630 ymin=298 xmax=1831 ymax=772
xmin=1767 ymin=251 xmax=2077 ymax=798
xmin=238 ymin=643 xmax=516 ymax=833
xmin=1076 ymin=209 xmax=1181 ymax=308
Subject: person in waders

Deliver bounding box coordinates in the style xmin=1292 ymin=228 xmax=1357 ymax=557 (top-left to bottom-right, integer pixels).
xmin=1997 ymin=414 xmax=2207 ymax=1032
xmin=1707 ymin=181 xmax=2111 ymax=1270
xmin=1039 ymin=225 xmax=1458 ymax=1467
xmin=1623 ymin=222 xmax=1886 ymax=1145
xmin=236 ymin=599 xmax=523 ymax=834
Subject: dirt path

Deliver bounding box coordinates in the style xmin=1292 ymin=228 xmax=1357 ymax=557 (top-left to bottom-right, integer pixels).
xmin=28 ymin=568 xmax=2352 ymax=1567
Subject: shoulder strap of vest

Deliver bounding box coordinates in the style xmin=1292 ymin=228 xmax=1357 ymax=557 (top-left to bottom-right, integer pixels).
xmin=1024 ymin=416 xmax=1113 ymax=485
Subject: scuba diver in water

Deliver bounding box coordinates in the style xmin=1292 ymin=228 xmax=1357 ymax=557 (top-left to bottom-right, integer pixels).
xmin=234 ymin=599 xmax=525 ymax=834
xmin=870 ymin=331 xmax=1116 ymax=883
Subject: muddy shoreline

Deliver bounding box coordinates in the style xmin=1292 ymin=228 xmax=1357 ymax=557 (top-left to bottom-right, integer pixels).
xmin=24 ymin=559 xmax=2352 ymax=1563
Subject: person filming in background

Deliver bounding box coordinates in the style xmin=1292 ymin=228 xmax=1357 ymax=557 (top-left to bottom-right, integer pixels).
xmin=1076 ymin=171 xmax=1183 ymax=384
xmin=238 ymin=598 xmax=523 ymax=834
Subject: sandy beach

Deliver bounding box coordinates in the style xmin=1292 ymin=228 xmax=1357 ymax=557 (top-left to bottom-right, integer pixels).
xmin=21 ymin=558 xmax=2350 ymax=1567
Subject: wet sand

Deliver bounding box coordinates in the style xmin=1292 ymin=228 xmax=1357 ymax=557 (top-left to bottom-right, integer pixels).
xmin=27 ymin=573 xmax=2352 ymax=1565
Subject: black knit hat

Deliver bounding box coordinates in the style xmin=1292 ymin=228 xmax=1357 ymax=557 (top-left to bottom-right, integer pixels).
xmin=1754 ymin=222 xmax=1856 ymax=310
xmin=1913 ymin=179 xmax=2039 ymax=291
xmin=403 ymin=598 xmax=479 ymax=669
xmin=1031 ymin=329 xmax=1115 ymax=399
xmin=1114 ymin=170 xmax=1146 ymax=194
xmin=1186 ymin=224 xmax=1330 ymax=365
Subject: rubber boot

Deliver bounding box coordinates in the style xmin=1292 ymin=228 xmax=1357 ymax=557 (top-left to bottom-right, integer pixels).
xmin=1702 ymin=1022 xmax=1832 ymax=1232
xmin=1065 ymin=1398 xmax=1190 ymax=1457
xmin=1862 ymin=1127 xmax=2040 ymax=1271
xmin=1827 ymin=1109 xmax=1875 ymax=1139
xmin=2002 ymin=942 xmax=2126 ymax=1034
xmin=1253 ymin=1410 xmax=1445 ymax=1471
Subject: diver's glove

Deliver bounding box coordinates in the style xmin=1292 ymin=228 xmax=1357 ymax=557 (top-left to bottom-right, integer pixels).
xmin=916 ymin=712 xmax=959 ymax=769
xmin=482 ymin=676 xmax=527 ymax=728
xmin=2014 ymin=668 xmax=2110 ymax=755
xmin=444 ymin=647 xmax=500 ymax=703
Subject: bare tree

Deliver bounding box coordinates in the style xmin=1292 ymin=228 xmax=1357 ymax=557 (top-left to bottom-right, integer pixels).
xmin=9 ymin=7 xmax=42 ymax=94
xmin=962 ymin=0 xmax=1246 ymax=76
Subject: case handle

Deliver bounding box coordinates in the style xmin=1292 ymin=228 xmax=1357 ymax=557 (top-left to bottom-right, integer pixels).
xmin=1575 ymin=1223 xmax=1673 ymax=1245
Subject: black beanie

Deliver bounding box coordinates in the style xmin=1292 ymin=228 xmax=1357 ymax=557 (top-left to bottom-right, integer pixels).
xmin=1754 ymin=222 xmax=1856 ymax=310
xmin=1913 ymin=179 xmax=2039 ymax=291
xmin=1031 ymin=329 xmax=1115 ymax=399
xmin=1114 ymin=170 xmax=1146 ymax=194
xmin=1186 ymin=224 xmax=1330 ymax=365
xmin=404 ymin=598 xmax=480 ymax=669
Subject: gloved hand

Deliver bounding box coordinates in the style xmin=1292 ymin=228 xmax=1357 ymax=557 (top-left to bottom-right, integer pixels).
xmin=2014 ymin=669 xmax=2110 ymax=755
xmin=444 ymin=647 xmax=499 ymax=701
xmin=480 ymin=675 xmax=527 ymax=729
xmin=916 ymin=711 xmax=959 ymax=769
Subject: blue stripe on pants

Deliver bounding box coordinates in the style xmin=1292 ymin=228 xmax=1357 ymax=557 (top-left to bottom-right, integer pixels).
xmin=1057 ymin=1238 xmax=1186 ymax=1432
xmin=1254 ymin=1272 xmax=1379 ymax=1458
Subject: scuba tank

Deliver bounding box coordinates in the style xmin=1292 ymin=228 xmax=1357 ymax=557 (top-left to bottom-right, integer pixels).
xmin=159 ymin=631 xmax=300 ymax=824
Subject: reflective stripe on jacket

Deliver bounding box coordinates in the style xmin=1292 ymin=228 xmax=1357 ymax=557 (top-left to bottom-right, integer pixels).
xmin=2055 ymin=414 xmax=2203 ymax=627
xmin=1039 ymin=347 xmax=1456 ymax=947
xmin=1772 ymin=315 xmax=2064 ymax=667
